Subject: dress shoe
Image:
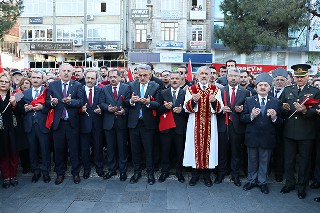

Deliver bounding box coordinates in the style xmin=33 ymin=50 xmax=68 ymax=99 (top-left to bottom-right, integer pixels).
xmin=148 ymin=174 xmax=155 ymax=185
xmin=214 ymin=175 xmax=224 ymax=184
xmin=204 ymin=177 xmax=213 ymax=187
xmin=55 ymin=176 xmax=65 ymax=185
xmin=231 ymin=177 xmax=241 ymax=187
xmin=97 ymin=171 xmax=105 ymax=177
xmin=310 ymin=181 xmax=320 ymax=189
xmin=260 ymin=184 xmax=269 ymax=194
xmin=22 ymin=168 xmax=30 ymax=174
xmin=120 ymin=173 xmax=127 ymax=181
xmin=314 ymin=197 xmax=320 ymax=202
xmin=280 ymin=185 xmax=295 ymax=194
xmin=10 ymin=177 xmax=18 ymax=187
xmin=298 ymin=189 xmax=306 ymax=199
xmin=176 ymin=173 xmax=185 ymax=183
xmin=43 ymin=174 xmax=51 ymax=183
xmin=243 ymin=182 xmax=256 ymax=191
xmin=32 ymin=174 xmax=41 ymax=183
xmin=275 ymin=175 xmax=283 ymax=182
xmin=189 ymin=177 xmax=199 ymax=186
xmin=2 ymin=179 xmax=10 ymax=189
xmin=129 ymin=173 xmax=141 ymax=184
xmin=83 ymin=170 xmax=90 ymax=179
xmin=158 ymin=173 xmax=169 ymax=183
xmin=103 ymin=171 xmax=117 ymax=180
xmin=73 ymin=175 xmax=81 ymax=184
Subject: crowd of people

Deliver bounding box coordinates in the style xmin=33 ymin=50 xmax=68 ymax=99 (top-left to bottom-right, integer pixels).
xmin=1 ymin=59 xmax=320 ymax=202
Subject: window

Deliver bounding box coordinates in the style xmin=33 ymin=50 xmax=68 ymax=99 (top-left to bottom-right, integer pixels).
xmin=277 ymin=52 xmax=286 ymax=66
xmin=136 ymin=0 xmax=147 ymax=9
xmin=101 ymin=2 xmax=106 ymax=12
xmin=215 ymin=51 xmax=241 ymax=64
xmin=161 ymin=0 xmax=178 ymax=10
xmin=0 ymin=41 xmax=17 ymax=56
xmin=20 ymin=26 xmax=53 ymax=42
xmin=191 ymin=0 xmax=204 ymax=11
xmin=214 ymin=0 xmax=224 ymax=20
xmin=21 ymin=0 xmax=53 ymax=17
xmin=245 ymin=52 xmax=271 ymax=65
xmin=135 ymin=25 xmax=147 ymax=49
xmin=161 ymin=23 xmax=178 ymax=41
xmin=56 ymin=0 xmax=84 ymax=16
xmin=213 ymin=22 xmax=224 ymax=44
xmin=56 ymin=25 xmax=83 ymax=42
xmin=87 ymin=24 xmax=120 ymax=41
xmin=192 ymin=25 xmax=204 ymax=41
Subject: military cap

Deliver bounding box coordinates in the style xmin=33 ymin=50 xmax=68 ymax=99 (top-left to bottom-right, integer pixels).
xmin=256 ymin=72 xmax=273 ymax=86
xmin=272 ymin=68 xmax=288 ymax=78
xmin=291 ymin=64 xmax=311 ymax=77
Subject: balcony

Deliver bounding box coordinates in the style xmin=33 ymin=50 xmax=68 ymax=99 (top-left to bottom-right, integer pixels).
xmin=190 ymin=10 xmax=206 ymax=20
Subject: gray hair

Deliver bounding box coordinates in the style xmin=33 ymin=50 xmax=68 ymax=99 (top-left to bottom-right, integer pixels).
xmin=59 ymin=63 xmax=74 ymax=72
xmin=197 ymin=66 xmax=211 ymax=74
xmin=137 ymin=64 xmax=151 ymax=72
xmin=227 ymin=67 xmax=240 ymax=75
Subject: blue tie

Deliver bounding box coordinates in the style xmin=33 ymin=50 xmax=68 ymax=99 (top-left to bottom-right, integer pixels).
xmin=34 ymin=89 xmax=39 ymax=99
xmin=139 ymin=84 xmax=145 ymax=118
xmin=261 ymin=97 xmax=266 ymax=115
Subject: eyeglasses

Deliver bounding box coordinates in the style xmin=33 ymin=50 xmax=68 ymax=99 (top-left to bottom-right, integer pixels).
xmin=0 ymin=80 xmax=10 ymax=84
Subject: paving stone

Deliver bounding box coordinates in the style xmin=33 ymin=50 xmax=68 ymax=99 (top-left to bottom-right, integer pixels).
xmin=120 ymin=191 xmax=150 ymax=203
xmin=91 ymin=202 xmax=119 ymax=213
xmin=74 ymin=189 xmax=104 ymax=202
xmin=100 ymin=193 xmax=122 ymax=202
xmin=116 ymin=203 xmax=143 ymax=213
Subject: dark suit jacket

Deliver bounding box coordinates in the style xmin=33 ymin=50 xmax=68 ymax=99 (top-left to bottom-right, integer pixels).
xmin=217 ymin=86 xmax=250 ymax=134
xmin=23 ymin=87 xmax=50 ymax=134
xmin=124 ymin=80 xmax=160 ymax=129
xmin=79 ymin=86 xmax=103 ymax=134
xmin=100 ymin=83 xmax=130 ymax=130
xmin=45 ymin=80 xmax=84 ymax=130
xmin=280 ymin=84 xmax=320 ymax=140
xmin=158 ymin=88 xmax=189 ymax=134
xmin=241 ymin=95 xmax=283 ymax=149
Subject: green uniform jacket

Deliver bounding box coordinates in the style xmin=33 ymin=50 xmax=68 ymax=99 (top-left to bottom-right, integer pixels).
xmin=280 ymin=84 xmax=320 ymax=140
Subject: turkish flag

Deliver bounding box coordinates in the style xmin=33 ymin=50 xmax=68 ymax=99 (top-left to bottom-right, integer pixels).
xmin=45 ymin=109 xmax=54 ymax=129
xmin=187 ymin=58 xmax=193 ymax=82
xmin=304 ymin=97 xmax=320 ymax=108
xmin=0 ymin=55 xmax=4 ymax=73
xmin=159 ymin=110 xmax=176 ymax=132
xmin=30 ymin=86 xmax=47 ymax=107
xmin=127 ymin=66 xmax=133 ymax=82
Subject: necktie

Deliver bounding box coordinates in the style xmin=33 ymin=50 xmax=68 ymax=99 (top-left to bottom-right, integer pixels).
xmin=274 ymin=89 xmax=279 ymax=98
xmin=203 ymin=85 xmax=206 ymax=90
xmin=298 ymin=87 xmax=301 ymax=95
xmin=139 ymin=84 xmax=145 ymax=118
xmin=34 ymin=89 xmax=39 ymax=99
xmin=88 ymin=88 xmax=93 ymax=106
xmin=172 ymin=90 xmax=177 ymax=105
xmin=113 ymin=86 xmax=118 ymax=100
xmin=62 ymin=83 xmax=67 ymax=119
xmin=261 ymin=97 xmax=266 ymax=115
xmin=230 ymin=87 xmax=236 ymax=107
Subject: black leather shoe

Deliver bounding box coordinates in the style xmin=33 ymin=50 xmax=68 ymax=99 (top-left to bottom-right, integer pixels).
xmin=43 ymin=174 xmax=51 ymax=183
xmin=189 ymin=177 xmax=199 ymax=186
xmin=176 ymin=173 xmax=185 ymax=183
xmin=83 ymin=170 xmax=90 ymax=179
xmin=55 ymin=176 xmax=64 ymax=185
xmin=73 ymin=175 xmax=81 ymax=184
xmin=97 ymin=171 xmax=105 ymax=177
xmin=2 ymin=179 xmax=10 ymax=189
xmin=214 ymin=175 xmax=224 ymax=184
xmin=148 ymin=174 xmax=155 ymax=185
xmin=10 ymin=177 xmax=18 ymax=187
xmin=103 ymin=171 xmax=117 ymax=180
xmin=120 ymin=173 xmax=127 ymax=181
xmin=275 ymin=174 xmax=283 ymax=182
xmin=204 ymin=177 xmax=213 ymax=187
xmin=129 ymin=173 xmax=141 ymax=184
xmin=298 ymin=190 xmax=306 ymax=199
xmin=32 ymin=174 xmax=41 ymax=183
xmin=310 ymin=181 xmax=320 ymax=189
xmin=231 ymin=177 xmax=241 ymax=187
xmin=158 ymin=173 xmax=169 ymax=183
xmin=280 ymin=185 xmax=295 ymax=194
xmin=243 ymin=182 xmax=256 ymax=191
xmin=314 ymin=197 xmax=320 ymax=202
xmin=260 ymin=184 xmax=269 ymax=194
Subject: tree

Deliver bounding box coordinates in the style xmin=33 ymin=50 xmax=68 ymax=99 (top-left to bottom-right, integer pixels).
xmin=215 ymin=0 xmax=313 ymax=55
xmin=0 ymin=0 xmax=24 ymax=40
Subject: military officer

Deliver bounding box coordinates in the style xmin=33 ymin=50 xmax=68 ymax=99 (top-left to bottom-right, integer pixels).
xmin=279 ymin=64 xmax=320 ymax=199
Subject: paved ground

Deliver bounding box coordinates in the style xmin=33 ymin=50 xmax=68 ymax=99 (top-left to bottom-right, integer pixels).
xmin=0 ymin=168 xmax=320 ymax=213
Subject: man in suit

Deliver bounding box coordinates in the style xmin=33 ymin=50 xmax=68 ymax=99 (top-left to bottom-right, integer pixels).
xmin=269 ymin=68 xmax=288 ymax=182
xmin=45 ymin=63 xmax=84 ymax=185
xmin=124 ymin=64 xmax=160 ymax=185
xmin=74 ymin=66 xmax=86 ymax=85
xmin=79 ymin=69 xmax=104 ymax=179
xmin=239 ymin=70 xmax=257 ymax=96
xmin=177 ymin=65 xmax=193 ymax=90
xmin=158 ymin=71 xmax=188 ymax=183
xmin=280 ymin=64 xmax=320 ymax=199
xmin=241 ymin=73 xmax=283 ymax=194
xmin=100 ymin=69 xmax=130 ymax=181
xmin=216 ymin=68 xmax=250 ymax=187
xmin=23 ymin=70 xmax=51 ymax=183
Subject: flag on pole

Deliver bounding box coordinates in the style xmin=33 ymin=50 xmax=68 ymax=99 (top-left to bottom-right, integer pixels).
xmin=127 ymin=66 xmax=133 ymax=82
xmin=0 ymin=55 xmax=4 ymax=73
xmin=187 ymin=58 xmax=193 ymax=82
